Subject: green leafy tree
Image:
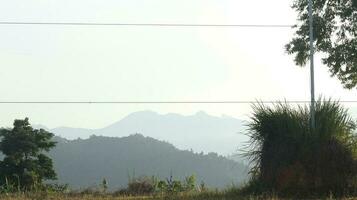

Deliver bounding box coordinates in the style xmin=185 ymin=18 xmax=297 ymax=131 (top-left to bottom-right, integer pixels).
xmin=286 ymin=0 xmax=357 ymax=89
xmin=0 ymin=118 xmax=57 ymax=190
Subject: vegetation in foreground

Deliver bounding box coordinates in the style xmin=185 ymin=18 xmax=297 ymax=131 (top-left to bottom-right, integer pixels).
xmin=243 ymin=99 xmax=357 ymax=197
xmin=0 ymin=190 xmax=357 ymax=200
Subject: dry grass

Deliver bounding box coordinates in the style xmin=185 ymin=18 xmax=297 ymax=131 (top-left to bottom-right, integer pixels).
xmin=0 ymin=192 xmax=356 ymax=200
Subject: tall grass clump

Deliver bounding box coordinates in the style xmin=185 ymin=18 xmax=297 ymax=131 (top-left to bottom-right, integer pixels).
xmin=243 ymin=98 xmax=357 ymax=197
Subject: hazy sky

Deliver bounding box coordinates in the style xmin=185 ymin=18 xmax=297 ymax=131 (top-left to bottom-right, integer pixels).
xmin=0 ymin=0 xmax=356 ymax=129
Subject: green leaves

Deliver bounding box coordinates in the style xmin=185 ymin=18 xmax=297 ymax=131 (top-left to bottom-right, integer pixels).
xmin=0 ymin=118 xmax=56 ymax=159
xmin=0 ymin=118 xmax=57 ymax=190
xmin=287 ymin=0 xmax=357 ymax=89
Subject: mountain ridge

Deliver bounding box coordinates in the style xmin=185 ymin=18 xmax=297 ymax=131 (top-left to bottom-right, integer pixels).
xmin=50 ymin=133 xmax=248 ymax=189
xmin=36 ymin=110 xmax=249 ymax=156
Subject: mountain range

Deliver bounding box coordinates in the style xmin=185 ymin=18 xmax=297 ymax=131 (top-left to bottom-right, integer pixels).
xmin=38 ymin=111 xmax=249 ymax=156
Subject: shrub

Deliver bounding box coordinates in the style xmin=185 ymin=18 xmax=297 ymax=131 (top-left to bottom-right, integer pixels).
xmin=114 ymin=175 xmax=198 ymax=196
xmin=244 ymin=98 xmax=357 ymax=196
xmin=126 ymin=176 xmax=157 ymax=195
xmin=44 ymin=183 xmax=70 ymax=193
xmin=160 ymin=175 xmax=197 ymax=193
xmin=114 ymin=177 xmax=157 ymax=196
xmin=184 ymin=175 xmax=196 ymax=191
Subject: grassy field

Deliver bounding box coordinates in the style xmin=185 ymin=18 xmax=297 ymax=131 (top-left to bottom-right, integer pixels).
xmin=0 ymin=192 xmax=275 ymax=200
xmin=1 ymin=192 xmax=357 ymax=200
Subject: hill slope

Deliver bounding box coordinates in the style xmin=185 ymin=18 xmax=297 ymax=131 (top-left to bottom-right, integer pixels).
xmin=50 ymin=134 xmax=248 ymax=190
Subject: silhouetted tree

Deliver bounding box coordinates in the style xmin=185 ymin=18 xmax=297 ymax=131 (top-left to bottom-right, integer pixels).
xmin=286 ymin=0 xmax=356 ymax=89
xmin=0 ymin=118 xmax=57 ymax=190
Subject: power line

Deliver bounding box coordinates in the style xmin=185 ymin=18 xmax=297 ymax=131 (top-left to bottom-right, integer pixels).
xmin=0 ymin=21 xmax=294 ymax=28
xmin=0 ymin=101 xmax=357 ymax=104
xmin=0 ymin=21 xmax=353 ymax=106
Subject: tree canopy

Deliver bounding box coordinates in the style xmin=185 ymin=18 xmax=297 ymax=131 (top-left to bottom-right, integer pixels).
xmin=286 ymin=0 xmax=357 ymax=89
xmin=0 ymin=118 xmax=57 ymax=190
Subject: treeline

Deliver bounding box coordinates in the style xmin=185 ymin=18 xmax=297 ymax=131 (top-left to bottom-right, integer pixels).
xmin=50 ymin=134 xmax=247 ymax=189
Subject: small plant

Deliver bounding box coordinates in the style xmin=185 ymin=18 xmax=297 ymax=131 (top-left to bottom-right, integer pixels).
xmin=199 ymin=181 xmax=206 ymax=192
xmin=184 ymin=175 xmax=196 ymax=191
xmin=44 ymin=183 xmax=69 ymax=193
xmin=157 ymin=180 xmax=167 ymax=192
xmin=101 ymin=178 xmax=108 ymax=193
xmin=0 ymin=177 xmax=17 ymax=194
xmin=157 ymin=175 xmax=197 ymax=194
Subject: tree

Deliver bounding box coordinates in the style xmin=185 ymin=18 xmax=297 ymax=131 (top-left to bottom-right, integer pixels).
xmin=286 ymin=0 xmax=357 ymax=89
xmin=0 ymin=118 xmax=57 ymax=190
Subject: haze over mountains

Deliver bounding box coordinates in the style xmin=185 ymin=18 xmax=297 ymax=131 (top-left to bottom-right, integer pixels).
xmin=38 ymin=111 xmax=249 ymax=156
xmin=49 ymin=134 xmax=248 ymax=189
xmin=38 ymin=111 xmax=250 ymax=189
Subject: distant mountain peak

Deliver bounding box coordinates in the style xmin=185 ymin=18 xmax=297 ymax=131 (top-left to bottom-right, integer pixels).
xmin=195 ymin=111 xmax=209 ymax=116
xmin=129 ymin=110 xmax=159 ymax=116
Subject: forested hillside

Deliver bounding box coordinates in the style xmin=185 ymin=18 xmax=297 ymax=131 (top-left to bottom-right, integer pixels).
xmin=50 ymin=134 xmax=248 ymax=190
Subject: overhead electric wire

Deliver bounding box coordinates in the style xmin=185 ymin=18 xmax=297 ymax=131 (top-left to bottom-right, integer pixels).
xmin=0 ymin=21 xmax=352 ymax=106
xmin=0 ymin=101 xmax=356 ymax=104
xmin=0 ymin=21 xmax=294 ymax=28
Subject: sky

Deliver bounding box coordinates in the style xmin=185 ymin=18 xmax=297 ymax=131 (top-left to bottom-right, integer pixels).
xmin=0 ymin=0 xmax=356 ymax=129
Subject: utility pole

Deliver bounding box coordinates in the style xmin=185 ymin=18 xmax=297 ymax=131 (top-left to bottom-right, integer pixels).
xmin=309 ymin=0 xmax=316 ymax=131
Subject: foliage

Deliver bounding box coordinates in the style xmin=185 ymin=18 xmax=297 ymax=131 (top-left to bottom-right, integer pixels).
xmin=0 ymin=118 xmax=57 ymax=190
xmin=0 ymin=191 xmax=273 ymax=200
xmin=244 ymin=99 xmax=357 ymax=196
xmin=101 ymin=178 xmax=108 ymax=193
xmin=286 ymin=0 xmax=357 ymax=89
xmin=44 ymin=183 xmax=70 ymax=193
xmin=114 ymin=175 xmax=197 ymax=196
xmin=184 ymin=175 xmax=196 ymax=191
xmin=157 ymin=175 xmax=196 ymax=193
xmin=127 ymin=176 xmax=157 ymax=195
xmin=162 ymin=175 xmax=184 ymax=193
xmin=113 ymin=176 xmax=158 ymax=196
xmin=1 ymin=188 xmax=355 ymax=200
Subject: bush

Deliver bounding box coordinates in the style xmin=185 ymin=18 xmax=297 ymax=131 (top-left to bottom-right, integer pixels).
xmin=158 ymin=175 xmax=197 ymax=193
xmin=114 ymin=175 xmax=198 ymax=196
xmin=127 ymin=177 xmax=156 ymax=195
xmin=113 ymin=176 xmax=157 ymax=196
xmin=244 ymin=99 xmax=357 ymax=196
xmin=44 ymin=183 xmax=70 ymax=193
